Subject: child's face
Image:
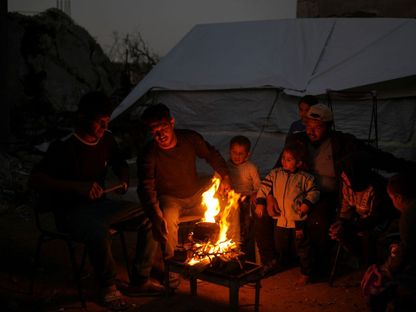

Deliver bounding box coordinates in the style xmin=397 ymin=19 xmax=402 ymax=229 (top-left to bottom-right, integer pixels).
xmin=229 ymin=143 xmax=249 ymax=166
xmin=299 ymin=101 xmax=311 ymax=120
xmin=281 ymin=150 xmax=301 ymax=172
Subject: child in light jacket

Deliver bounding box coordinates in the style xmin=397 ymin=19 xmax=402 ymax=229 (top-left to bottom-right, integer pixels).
xmin=256 ymin=144 xmax=320 ymax=284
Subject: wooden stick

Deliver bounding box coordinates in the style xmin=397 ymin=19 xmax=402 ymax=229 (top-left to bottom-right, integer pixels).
xmin=103 ymin=183 xmax=125 ymax=194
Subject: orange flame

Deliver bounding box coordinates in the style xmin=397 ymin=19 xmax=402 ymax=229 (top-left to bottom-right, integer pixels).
xmin=187 ymin=176 xmax=241 ymax=265
xmin=201 ymin=177 xmax=221 ymax=223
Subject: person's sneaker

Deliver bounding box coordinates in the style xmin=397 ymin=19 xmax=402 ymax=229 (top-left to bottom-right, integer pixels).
xmin=119 ymin=279 xmax=165 ymax=297
xmin=295 ymin=274 xmax=310 ymax=286
xmin=100 ymin=285 xmax=129 ymax=311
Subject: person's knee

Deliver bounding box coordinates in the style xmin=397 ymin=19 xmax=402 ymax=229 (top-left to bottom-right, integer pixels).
xmin=160 ymin=197 xmax=181 ymax=219
xmin=163 ymin=206 xmax=180 ymax=228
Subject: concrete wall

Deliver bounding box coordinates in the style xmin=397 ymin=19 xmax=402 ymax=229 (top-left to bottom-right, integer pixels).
xmin=297 ymin=0 xmax=416 ymax=17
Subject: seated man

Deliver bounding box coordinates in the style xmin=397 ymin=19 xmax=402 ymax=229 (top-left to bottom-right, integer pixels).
xmin=29 ymin=91 xmax=163 ymax=310
xmin=137 ymin=103 xmax=231 ymax=259
xmin=329 ymin=152 xmax=397 ymax=265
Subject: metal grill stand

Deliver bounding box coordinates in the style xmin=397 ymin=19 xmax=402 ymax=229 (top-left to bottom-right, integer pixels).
xmin=165 ymin=257 xmax=263 ymax=312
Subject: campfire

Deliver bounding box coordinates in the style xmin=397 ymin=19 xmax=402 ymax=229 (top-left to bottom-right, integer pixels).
xmin=185 ymin=177 xmax=243 ymax=269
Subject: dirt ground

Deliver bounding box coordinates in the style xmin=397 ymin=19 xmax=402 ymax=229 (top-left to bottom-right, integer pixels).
xmin=0 ymin=200 xmax=369 ymax=312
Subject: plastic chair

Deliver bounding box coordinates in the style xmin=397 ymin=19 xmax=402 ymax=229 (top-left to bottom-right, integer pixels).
xmin=29 ymin=202 xmax=131 ymax=308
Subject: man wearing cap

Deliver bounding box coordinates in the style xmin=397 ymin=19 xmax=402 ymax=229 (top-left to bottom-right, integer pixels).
xmin=284 ymin=103 xmax=415 ymax=277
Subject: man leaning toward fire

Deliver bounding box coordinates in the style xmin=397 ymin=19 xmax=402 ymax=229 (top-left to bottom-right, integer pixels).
xmin=282 ymin=103 xmax=416 ymax=278
xmin=137 ymin=103 xmax=231 ymax=261
xmin=29 ymin=91 xmax=164 ymax=311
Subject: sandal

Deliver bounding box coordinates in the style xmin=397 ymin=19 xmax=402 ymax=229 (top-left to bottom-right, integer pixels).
xmin=100 ymin=286 xmax=129 ymax=311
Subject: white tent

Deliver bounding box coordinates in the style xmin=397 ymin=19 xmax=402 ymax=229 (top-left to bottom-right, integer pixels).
xmin=113 ymin=18 xmax=416 ymax=176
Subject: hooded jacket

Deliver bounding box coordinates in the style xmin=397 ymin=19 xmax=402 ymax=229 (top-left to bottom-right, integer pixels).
xmin=257 ymin=167 xmax=320 ymax=228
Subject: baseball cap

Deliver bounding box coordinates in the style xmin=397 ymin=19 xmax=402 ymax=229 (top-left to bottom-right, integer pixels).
xmin=306 ymin=103 xmax=333 ymax=122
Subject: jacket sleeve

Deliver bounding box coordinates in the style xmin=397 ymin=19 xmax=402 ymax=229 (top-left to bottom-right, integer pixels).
xmin=365 ymin=145 xmax=416 ymax=173
xmin=336 ymin=132 xmax=416 ymax=173
xmin=338 ymin=182 xmax=354 ymax=220
xmin=256 ymin=170 xmax=276 ymax=206
xmin=302 ymin=174 xmax=320 ymax=208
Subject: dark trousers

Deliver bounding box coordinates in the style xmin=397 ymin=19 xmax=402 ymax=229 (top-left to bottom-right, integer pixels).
xmin=307 ymin=192 xmax=338 ymax=276
xmin=239 ymin=198 xmax=256 ymax=261
xmin=254 ymin=213 xmax=278 ymax=265
xmin=55 ymin=199 xmax=156 ymax=287
xmin=274 ymin=224 xmax=312 ymax=276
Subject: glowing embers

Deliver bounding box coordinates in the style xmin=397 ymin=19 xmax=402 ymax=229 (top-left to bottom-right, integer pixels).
xmin=186 ymin=177 xmax=242 ymax=268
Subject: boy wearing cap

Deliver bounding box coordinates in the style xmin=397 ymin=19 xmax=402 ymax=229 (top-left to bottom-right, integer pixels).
xmin=284 ymin=103 xmax=415 ymax=278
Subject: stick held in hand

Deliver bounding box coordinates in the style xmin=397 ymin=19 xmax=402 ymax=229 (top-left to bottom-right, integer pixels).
xmin=103 ymin=183 xmax=125 ymax=194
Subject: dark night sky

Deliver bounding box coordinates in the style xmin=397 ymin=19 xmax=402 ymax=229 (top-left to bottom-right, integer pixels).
xmin=8 ymin=0 xmax=296 ymax=56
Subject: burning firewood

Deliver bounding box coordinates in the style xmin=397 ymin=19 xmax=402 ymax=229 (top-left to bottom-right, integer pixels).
xmin=182 ymin=177 xmax=245 ymax=273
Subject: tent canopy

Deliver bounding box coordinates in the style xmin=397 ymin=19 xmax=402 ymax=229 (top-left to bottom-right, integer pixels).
xmin=112 ymin=18 xmax=416 ymax=120
xmin=112 ymin=18 xmax=416 ymax=174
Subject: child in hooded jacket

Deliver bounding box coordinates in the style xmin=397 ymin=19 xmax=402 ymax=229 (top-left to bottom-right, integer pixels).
xmin=256 ymin=145 xmax=320 ymax=284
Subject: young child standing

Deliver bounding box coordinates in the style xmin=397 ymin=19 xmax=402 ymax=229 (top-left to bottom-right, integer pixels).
xmin=256 ymin=145 xmax=320 ymax=284
xmin=227 ymin=135 xmax=261 ymax=261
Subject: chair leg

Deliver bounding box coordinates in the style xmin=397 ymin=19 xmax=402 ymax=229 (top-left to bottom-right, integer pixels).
xmin=329 ymin=242 xmax=342 ymax=287
xmin=30 ymin=235 xmax=45 ymax=295
xmin=118 ymin=231 xmax=131 ymax=282
xmin=79 ymin=245 xmax=88 ymax=277
xmin=66 ymin=241 xmax=87 ymax=308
